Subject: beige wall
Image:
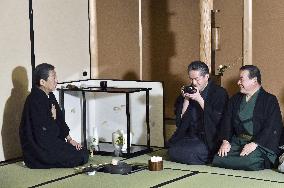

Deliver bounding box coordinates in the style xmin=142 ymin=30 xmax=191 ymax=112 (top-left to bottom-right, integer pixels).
xmin=33 ymin=0 xmax=90 ymax=82
xmin=0 ymin=0 xmax=89 ymax=161
xmin=214 ymin=0 xmax=243 ymax=96
xmin=96 ymin=0 xmax=140 ymax=79
xmin=215 ymin=0 xmax=284 ymax=116
xmin=253 ymin=0 xmax=284 ymax=115
xmin=94 ymin=0 xmax=283 ymax=117
xmin=2 ymin=0 xmax=284 ymax=162
xmin=0 ymin=0 xmax=31 ymax=161
xmin=95 ymin=0 xmax=200 ymax=117
xmin=142 ymin=0 xmax=200 ymax=117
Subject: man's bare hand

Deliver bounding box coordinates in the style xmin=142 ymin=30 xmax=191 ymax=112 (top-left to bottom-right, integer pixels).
xmin=240 ymin=142 xmax=258 ymax=156
xmin=218 ymin=140 xmax=231 ymax=157
xmin=51 ymin=104 xmax=56 ymax=120
xmin=69 ymin=139 xmax=83 ymax=150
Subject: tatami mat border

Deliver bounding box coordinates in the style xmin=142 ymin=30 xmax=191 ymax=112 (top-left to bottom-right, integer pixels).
xmin=0 ymin=157 xmax=22 ymax=167
xmin=163 ymin=167 xmax=284 ymax=184
xmin=150 ymin=171 xmax=199 ymax=188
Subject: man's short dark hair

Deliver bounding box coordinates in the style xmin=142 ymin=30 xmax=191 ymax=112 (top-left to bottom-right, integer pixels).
xmin=188 ymin=61 xmax=209 ymax=76
xmin=33 ymin=63 xmax=55 ymax=87
xmin=240 ymin=65 xmax=261 ymax=84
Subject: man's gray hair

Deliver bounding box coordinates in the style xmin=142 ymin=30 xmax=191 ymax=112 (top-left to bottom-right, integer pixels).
xmin=187 ymin=61 xmax=209 ymax=76
xmin=33 ymin=63 xmax=55 ymax=87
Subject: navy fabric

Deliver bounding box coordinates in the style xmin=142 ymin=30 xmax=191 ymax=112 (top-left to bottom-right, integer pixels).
xmin=169 ymin=83 xmax=209 ymax=144
xmin=168 ymin=80 xmax=228 ymax=164
xmin=168 ymin=136 xmax=210 ymax=165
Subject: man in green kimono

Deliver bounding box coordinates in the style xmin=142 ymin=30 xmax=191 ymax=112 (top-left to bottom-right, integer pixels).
xmin=212 ymin=65 xmax=283 ymax=171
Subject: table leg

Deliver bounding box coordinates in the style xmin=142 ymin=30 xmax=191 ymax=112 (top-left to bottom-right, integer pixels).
xmin=82 ymin=91 xmax=87 ymax=148
xmin=146 ymin=90 xmax=150 ymax=149
xmin=126 ymin=93 xmax=130 ymax=155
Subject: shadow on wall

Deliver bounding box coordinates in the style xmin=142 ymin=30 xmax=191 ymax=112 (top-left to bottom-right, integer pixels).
xmin=149 ymin=0 xmax=183 ymax=118
xmin=1 ymin=66 xmax=29 ymax=160
xmin=137 ymin=95 xmax=163 ymax=147
xmin=224 ymin=77 xmax=239 ymax=97
xmin=122 ymin=71 xmax=139 ymax=81
xmin=280 ymin=87 xmax=284 ymax=109
xmin=279 ymin=87 xmax=284 ymax=146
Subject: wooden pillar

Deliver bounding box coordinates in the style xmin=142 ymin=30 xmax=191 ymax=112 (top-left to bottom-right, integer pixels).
xmin=200 ymin=0 xmax=213 ymax=72
xmin=243 ymin=0 xmax=252 ymax=65
xmin=139 ymin=0 xmax=143 ymax=80
xmin=89 ymin=0 xmax=99 ymax=78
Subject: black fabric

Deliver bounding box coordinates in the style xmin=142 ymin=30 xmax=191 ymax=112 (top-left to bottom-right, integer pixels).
xmin=19 ymin=87 xmax=89 ymax=169
xmin=168 ymin=136 xmax=210 ymax=165
xmin=219 ymin=87 xmax=283 ymax=154
xmin=169 ymin=80 xmax=229 ymax=155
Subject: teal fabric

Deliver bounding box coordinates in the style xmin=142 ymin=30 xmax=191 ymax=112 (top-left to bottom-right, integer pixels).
xmin=238 ymin=90 xmax=277 ymax=164
xmin=213 ymin=136 xmax=265 ymax=171
xmin=238 ymin=89 xmax=259 ymax=135
xmin=213 ymin=89 xmax=277 ymax=170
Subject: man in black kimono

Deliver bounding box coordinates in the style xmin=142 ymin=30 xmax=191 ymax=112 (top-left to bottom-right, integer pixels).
xmin=213 ymin=65 xmax=283 ymax=171
xmin=168 ymin=61 xmax=229 ymax=164
xmin=19 ymin=63 xmax=89 ymax=169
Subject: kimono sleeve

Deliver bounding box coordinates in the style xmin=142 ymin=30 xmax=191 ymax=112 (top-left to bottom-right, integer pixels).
xmin=253 ymin=96 xmax=283 ymax=153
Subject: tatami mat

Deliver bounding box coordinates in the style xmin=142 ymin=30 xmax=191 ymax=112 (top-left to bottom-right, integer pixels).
xmin=162 ymin=173 xmax=284 ymax=188
xmin=1 ymin=149 xmax=284 ymax=188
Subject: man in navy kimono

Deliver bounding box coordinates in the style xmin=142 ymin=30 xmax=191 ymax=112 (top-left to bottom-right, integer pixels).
xmin=19 ymin=63 xmax=89 ymax=168
xmin=213 ymin=65 xmax=283 ymax=170
xmin=168 ymin=61 xmax=229 ymax=164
